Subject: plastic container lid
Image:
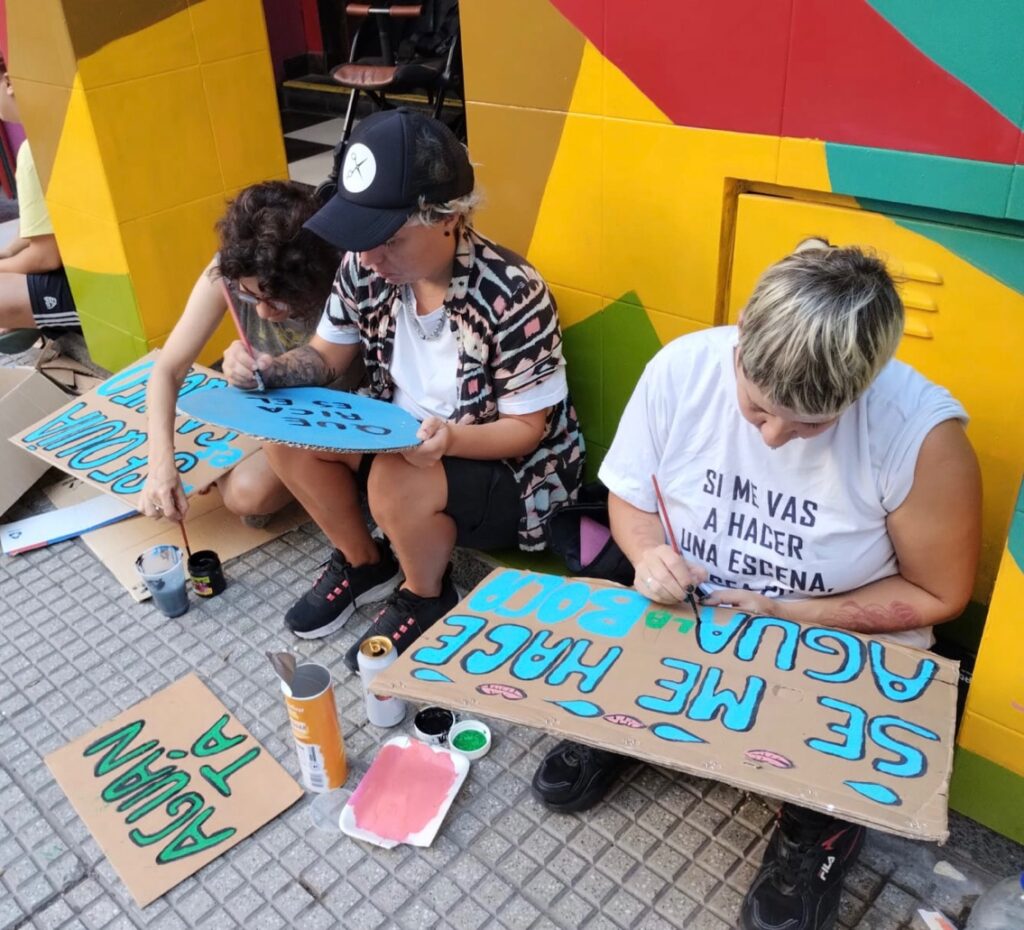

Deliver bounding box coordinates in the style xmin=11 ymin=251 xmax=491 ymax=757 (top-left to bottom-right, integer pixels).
xmin=448 ymin=719 xmax=492 ymax=761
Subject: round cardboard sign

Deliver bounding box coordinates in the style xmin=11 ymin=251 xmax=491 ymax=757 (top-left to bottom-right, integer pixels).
xmin=175 ymin=386 xmax=422 ymax=453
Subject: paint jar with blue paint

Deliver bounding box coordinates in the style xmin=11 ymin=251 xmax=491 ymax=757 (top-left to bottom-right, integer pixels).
xmin=135 ymin=545 xmax=189 ymax=618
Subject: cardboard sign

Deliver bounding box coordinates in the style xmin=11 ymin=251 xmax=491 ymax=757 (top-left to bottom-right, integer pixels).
xmin=13 ymin=351 xmax=260 ymax=508
xmin=43 ymin=475 xmax=308 ymax=601
xmin=372 ymin=569 xmax=960 ymax=841
xmin=1 ymin=493 xmax=135 ymax=554
xmin=0 ymin=366 xmax=71 ymax=516
xmin=46 ymin=674 xmax=303 ymax=907
xmin=175 ymin=385 xmax=422 ymax=453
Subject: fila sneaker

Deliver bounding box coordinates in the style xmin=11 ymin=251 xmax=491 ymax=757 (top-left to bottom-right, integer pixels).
xmin=741 ymin=803 xmax=865 ymax=930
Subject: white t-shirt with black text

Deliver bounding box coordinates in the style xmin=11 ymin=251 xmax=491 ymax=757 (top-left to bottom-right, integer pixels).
xmin=598 ymin=326 xmax=967 ymax=650
xmin=316 ymin=287 xmax=568 ymax=422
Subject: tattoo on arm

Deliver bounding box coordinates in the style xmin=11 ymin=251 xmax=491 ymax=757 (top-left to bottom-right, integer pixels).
xmin=265 ymin=345 xmax=337 ymax=388
xmin=828 ymin=599 xmax=924 ymax=634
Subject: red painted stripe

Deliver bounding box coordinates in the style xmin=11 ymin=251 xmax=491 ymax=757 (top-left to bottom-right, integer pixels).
xmin=551 ymin=0 xmax=1022 ymax=164
xmin=783 ymin=0 xmax=1019 ymax=164
xmin=553 ymin=0 xmax=790 ymax=136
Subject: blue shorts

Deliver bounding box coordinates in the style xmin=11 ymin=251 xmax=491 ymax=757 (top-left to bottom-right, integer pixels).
xmin=27 ymin=267 xmax=80 ymax=333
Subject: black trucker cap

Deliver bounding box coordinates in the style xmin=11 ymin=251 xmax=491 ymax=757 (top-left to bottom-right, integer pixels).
xmin=305 ymin=109 xmax=474 ymax=252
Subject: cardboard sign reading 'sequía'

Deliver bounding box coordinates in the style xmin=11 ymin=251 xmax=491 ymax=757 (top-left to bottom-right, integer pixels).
xmin=12 ymin=351 xmax=259 ymax=507
xmin=371 ymin=569 xmax=960 ymax=841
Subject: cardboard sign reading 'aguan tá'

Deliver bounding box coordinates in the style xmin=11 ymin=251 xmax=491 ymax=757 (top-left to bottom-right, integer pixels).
xmin=46 ymin=675 xmax=303 ymax=906
xmin=371 ymin=569 xmax=959 ymax=841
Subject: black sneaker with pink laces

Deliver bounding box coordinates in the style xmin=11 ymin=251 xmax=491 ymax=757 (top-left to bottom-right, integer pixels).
xmin=344 ymin=568 xmax=458 ymax=672
xmin=285 ymin=540 xmax=401 ymax=639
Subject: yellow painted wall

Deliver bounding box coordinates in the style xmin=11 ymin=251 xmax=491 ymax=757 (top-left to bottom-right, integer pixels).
xmin=7 ymin=0 xmax=287 ymax=370
xmin=460 ymin=0 xmax=1024 ymax=607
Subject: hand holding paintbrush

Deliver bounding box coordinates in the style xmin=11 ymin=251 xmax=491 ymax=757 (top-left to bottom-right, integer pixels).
xmin=649 ymin=474 xmax=707 ymax=623
xmin=219 ymin=279 xmax=267 ymax=392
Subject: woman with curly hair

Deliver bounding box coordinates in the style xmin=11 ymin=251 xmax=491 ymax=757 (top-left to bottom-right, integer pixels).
xmin=140 ymin=181 xmax=341 ymax=525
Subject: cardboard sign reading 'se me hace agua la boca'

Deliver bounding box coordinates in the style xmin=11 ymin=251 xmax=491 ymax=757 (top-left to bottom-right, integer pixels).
xmin=12 ymin=351 xmax=259 ymax=509
xmin=372 ymin=569 xmax=960 ymax=841
xmin=46 ymin=674 xmax=303 ymax=907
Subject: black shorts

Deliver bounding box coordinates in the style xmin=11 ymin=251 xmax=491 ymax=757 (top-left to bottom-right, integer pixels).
xmin=27 ymin=267 xmax=80 ymax=334
xmin=359 ymin=455 xmax=519 ymax=550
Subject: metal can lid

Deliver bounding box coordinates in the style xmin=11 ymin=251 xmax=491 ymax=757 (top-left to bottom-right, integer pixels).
xmin=359 ymin=636 xmax=394 ymax=659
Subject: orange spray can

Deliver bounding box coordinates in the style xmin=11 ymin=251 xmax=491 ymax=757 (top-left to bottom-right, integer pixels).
xmin=282 ymin=662 xmax=348 ymax=792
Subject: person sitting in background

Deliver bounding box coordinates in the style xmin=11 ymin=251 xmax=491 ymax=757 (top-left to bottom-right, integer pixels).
xmin=221 ymin=109 xmax=584 ymax=671
xmin=140 ymin=181 xmax=341 ymax=526
xmin=0 ymin=53 xmax=79 ymax=336
xmin=530 ymin=239 xmax=981 ymax=930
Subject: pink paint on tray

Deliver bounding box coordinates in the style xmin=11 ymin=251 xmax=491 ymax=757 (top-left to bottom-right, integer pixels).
xmin=348 ymin=739 xmax=459 ymax=842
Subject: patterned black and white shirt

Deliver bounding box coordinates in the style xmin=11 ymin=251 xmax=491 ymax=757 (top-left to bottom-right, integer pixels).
xmin=324 ymin=226 xmax=585 ymax=550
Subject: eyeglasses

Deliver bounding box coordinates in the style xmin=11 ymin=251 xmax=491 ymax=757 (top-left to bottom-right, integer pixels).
xmin=232 ymin=283 xmax=291 ymax=314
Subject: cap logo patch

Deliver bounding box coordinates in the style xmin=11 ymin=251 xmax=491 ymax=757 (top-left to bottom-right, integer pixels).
xmin=342 ymin=143 xmax=376 ymax=193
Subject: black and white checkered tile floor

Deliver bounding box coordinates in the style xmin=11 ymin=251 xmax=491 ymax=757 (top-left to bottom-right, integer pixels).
xmin=282 ymin=110 xmax=342 ymax=188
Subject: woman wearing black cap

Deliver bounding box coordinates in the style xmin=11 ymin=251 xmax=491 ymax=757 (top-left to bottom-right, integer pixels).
xmin=221 ymin=109 xmax=584 ymax=670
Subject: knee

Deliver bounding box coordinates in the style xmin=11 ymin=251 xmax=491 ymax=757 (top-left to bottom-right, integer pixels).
xmin=217 ymin=467 xmax=277 ymax=516
xmin=367 ymin=457 xmax=423 ymax=528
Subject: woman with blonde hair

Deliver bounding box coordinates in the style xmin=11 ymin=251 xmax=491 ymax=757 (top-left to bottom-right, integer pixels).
xmin=531 ymin=239 xmax=981 ymax=930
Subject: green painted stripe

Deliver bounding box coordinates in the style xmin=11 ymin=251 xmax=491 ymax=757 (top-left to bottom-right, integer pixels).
xmin=949 ymin=747 xmax=1024 ymax=846
xmin=65 ymin=266 xmax=145 ymax=371
xmin=64 ymin=267 xmax=142 ymax=336
xmin=563 ymin=292 xmax=661 ymax=450
xmin=825 ymin=143 xmax=1012 ymax=220
xmin=867 ymin=1 xmax=1024 ymax=128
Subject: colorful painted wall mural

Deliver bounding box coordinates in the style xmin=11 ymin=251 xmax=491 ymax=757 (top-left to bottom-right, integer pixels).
xmin=459 ymin=0 xmax=1024 ymax=843
xmin=3 ymin=0 xmax=287 ymax=371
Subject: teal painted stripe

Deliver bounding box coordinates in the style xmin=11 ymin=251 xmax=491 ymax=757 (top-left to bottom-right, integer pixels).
xmin=891 ymin=217 xmax=1024 ymax=296
xmin=825 ymin=144 xmax=1012 ymax=220
xmin=858 ymin=198 xmax=1024 ymax=238
xmin=1007 ymin=168 xmax=1024 ymax=222
xmin=868 ymin=1 xmax=1024 ymax=128
xmin=1010 ymin=481 xmax=1024 ymax=572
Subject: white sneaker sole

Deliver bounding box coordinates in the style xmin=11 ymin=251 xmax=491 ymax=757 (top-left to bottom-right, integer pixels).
xmin=290 ymin=571 xmax=403 ymax=640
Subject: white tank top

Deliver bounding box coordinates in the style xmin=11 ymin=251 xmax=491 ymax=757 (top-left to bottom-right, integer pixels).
xmin=599 ymin=326 xmax=967 ymax=650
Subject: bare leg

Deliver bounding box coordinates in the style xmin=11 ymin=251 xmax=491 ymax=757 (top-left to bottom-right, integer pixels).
xmin=216 ymin=449 xmax=294 ymax=516
xmin=0 ymin=273 xmax=36 ymax=331
xmin=368 ymin=454 xmax=454 ymax=597
xmin=263 ymin=443 xmax=378 ymax=566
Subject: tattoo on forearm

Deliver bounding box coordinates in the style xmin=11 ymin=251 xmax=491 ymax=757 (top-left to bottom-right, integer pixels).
xmin=829 ymin=599 xmax=923 ymax=633
xmin=266 ymin=346 xmax=336 ymax=388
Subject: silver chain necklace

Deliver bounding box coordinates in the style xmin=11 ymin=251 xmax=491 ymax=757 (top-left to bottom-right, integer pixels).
xmin=404 ymin=287 xmax=449 ymax=341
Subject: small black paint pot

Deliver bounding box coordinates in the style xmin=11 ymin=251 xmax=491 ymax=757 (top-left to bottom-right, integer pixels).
xmin=413 ymin=707 xmax=455 ymax=745
xmin=187 ymin=549 xmax=226 ymax=598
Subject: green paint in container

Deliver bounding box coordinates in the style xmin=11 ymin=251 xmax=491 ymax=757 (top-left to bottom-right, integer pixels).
xmin=447 ymin=719 xmax=492 ymax=761
xmin=452 ymin=729 xmax=487 ymax=752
